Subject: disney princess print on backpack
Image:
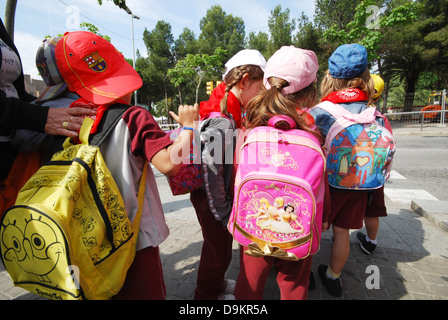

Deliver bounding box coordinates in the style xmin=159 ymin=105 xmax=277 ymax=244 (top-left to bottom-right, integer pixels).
xmin=228 ymin=116 xmax=326 ymax=261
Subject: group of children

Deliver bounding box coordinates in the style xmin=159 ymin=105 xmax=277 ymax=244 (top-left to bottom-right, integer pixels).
xmin=192 ymin=43 xmax=392 ymax=300
xmin=5 ymin=30 xmax=391 ymax=300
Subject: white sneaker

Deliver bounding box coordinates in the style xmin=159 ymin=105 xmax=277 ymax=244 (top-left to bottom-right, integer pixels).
xmin=223 ymin=279 xmax=236 ymax=295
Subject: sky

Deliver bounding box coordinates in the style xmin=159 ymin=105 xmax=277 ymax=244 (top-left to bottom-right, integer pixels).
xmin=2 ymin=0 xmax=316 ymax=80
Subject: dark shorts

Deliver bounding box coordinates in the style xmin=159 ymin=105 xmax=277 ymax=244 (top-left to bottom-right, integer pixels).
xmin=328 ymin=188 xmax=369 ymax=229
xmin=365 ymin=187 xmax=388 ymax=218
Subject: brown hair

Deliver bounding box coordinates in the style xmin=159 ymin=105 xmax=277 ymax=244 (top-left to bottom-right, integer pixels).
xmin=244 ymin=77 xmax=322 ymax=143
xmin=320 ymin=69 xmax=375 ymax=104
xmin=220 ymin=64 xmax=264 ymax=117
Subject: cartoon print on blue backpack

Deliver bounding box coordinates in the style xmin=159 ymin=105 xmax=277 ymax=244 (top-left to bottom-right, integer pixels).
xmin=327 ymin=122 xmax=395 ymax=189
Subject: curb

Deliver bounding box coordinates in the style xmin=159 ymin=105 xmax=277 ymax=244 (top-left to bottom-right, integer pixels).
xmin=411 ymin=200 xmax=448 ymax=233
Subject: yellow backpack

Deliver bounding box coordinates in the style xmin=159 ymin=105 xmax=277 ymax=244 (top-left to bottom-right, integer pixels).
xmin=0 ymin=116 xmax=146 ymax=300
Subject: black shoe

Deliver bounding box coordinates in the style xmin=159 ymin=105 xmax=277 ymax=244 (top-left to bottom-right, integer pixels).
xmin=357 ymin=232 xmax=376 ymax=255
xmin=317 ymin=264 xmax=342 ymax=297
xmin=309 ymin=271 xmax=315 ymax=290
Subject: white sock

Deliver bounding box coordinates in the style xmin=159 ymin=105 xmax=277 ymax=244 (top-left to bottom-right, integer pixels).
xmin=325 ymin=266 xmax=340 ymax=280
xmin=366 ymin=235 xmax=377 ymax=245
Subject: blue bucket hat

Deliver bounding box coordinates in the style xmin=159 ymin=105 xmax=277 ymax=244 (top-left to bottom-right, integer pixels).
xmin=328 ymin=44 xmax=368 ymax=79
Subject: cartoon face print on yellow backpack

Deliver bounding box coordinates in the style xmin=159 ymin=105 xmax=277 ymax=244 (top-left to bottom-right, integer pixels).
xmin=1 ymin=207 xmax=74 ymax=292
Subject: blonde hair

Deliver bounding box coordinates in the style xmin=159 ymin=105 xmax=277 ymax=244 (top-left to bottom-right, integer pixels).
xmin=274 ymin=197 xmax=284 ymax=207
xmin=320 ymin=69 xmax=375 ymax=104
xmin=244 ymin=77 xmax=322 ymax=143
xmin=220 ymin=64 xmax=264 ymax=117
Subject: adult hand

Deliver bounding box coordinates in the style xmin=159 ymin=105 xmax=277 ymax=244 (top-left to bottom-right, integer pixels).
xmin=45 ymin=106 xmax=97 ymax=137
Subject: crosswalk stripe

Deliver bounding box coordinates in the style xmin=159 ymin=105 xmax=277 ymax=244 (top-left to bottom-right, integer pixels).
xmin=388 ymin=170 xmax=407 ymax=180
xmin=384 ymin=188 xmax=439 ymax=203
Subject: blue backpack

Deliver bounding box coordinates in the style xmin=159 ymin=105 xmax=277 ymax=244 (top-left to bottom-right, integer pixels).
xmin=315 ymin=101 xmax=396 ymax=190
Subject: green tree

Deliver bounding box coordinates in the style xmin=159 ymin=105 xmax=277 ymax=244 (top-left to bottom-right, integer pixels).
xmin=323 ymin=0 xmax=420 ymax=60
xmin=134 ymin=50 xmax=153 ymax=108
xmin=173 ymin=28 xmax=199 ymax=59
xmin=247 ymin=31 xmax=270 ymax=59
xmin=267 ymin=5 xmax=296 ymax=56
xmin=79 ymin=22 xmax=111 ymax=42
xmin=314 ymin=0 xmax=359 ymax=31
xmin=168 ymin=48 xmax=227 ymax=104
xmin=294 ymin=12 xmax=327 ymax=83
xmin=140 ymin=21 xmax=175 ymax=115
xmin=379 ymin=0 xmax=445 ymax=111
xmin=198 ymin=5 xmax=245 ymax=57
xmin=417 ymin=0 xmax=448 ymax=88
xmin=323 ymin=0 xmax=424 ymax=111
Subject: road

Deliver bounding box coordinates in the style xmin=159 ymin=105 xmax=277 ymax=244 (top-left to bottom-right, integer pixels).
xmin=386 ymin=135 xmax=448 ymax=202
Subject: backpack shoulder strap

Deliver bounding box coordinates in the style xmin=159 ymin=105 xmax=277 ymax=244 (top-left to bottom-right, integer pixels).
xmin=316 ymin=101 xmax=353 ymax=119
xmin=200 ymin=111 xmax=235 ymax=131
xmin=89 ymin=103 xmax=129 ymax=146
xmin=132 ymin=162 xmax=147 ymax=230
xmin=203 ymin=111 xmax=225 ymax=120
xmin=317 ymin=101 xmax=377 ymax=124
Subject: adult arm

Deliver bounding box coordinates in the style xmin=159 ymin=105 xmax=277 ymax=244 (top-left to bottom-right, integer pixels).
xmin=1 ymin=95 xmax=97 ymax=137
xmin=0 ymin=96 xmax=48 ymax=135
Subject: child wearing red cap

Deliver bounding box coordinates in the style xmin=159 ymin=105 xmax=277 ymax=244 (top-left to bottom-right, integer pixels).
xmin=191 ymin=49 xmax=266 ymax=300
xmin=55 ymin=31 xmax=199 ymax=300
xmin=233 ymin=46 xmax=330 ymax=300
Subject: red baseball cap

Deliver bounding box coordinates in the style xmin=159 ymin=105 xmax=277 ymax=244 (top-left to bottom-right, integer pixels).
xmin=55 ymin=31 xmax=142 ymax=105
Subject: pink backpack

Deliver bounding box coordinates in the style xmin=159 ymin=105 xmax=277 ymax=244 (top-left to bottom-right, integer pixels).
xmin=167 ymin=127 xmax=202 ymax=195
xmin=167 ymin=112 xmax=231 ymax=195
xmin=228 ymin=115 xmax=326 ymax=261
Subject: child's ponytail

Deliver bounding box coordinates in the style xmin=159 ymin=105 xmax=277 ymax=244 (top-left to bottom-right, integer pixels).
xmin=245 ymin=76 xmax=323 ymax=144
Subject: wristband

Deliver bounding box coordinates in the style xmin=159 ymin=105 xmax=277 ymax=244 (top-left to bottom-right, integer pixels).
xmin=181 ymin=126 xmax=195 ymax=133
xmin=180 ymin=126 xmax=197 ymax=147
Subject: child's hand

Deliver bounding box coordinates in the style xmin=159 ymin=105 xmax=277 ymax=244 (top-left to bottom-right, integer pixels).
xmin=169 ymin=104 xmax=199 ymax=128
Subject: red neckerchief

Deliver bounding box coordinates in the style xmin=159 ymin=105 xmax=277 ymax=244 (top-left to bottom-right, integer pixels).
xmin=321 ymin=88 xmax=368 ymax=103
xmin=69 ymin=97 xmax=102 ymax=134
xmin=199 ymin=82 xmax=242 ymax=128
xmin=69 ymin=97 xmax=128 ymax=144
xmin=69 ymin=97 xmax=128 ymax=134
xmin=297 ymin=108 xmax=315 ymax=127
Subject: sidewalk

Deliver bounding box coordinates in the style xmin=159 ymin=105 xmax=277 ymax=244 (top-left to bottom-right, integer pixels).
xmin=2 ymin=172 xmax=448 ymax=301
xmin=1 ymin=124 xmax=448 ymax=300
xmin=159 ymin=174 xmax=448 ymax=300
xmin=390 ymin=122 xmax=448 ymax=136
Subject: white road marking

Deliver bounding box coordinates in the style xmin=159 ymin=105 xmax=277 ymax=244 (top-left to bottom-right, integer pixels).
xmin=388 ymin=170 xmax=407 ymax=180
xmin=384 ymin=188 xmax=439 ymax=203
